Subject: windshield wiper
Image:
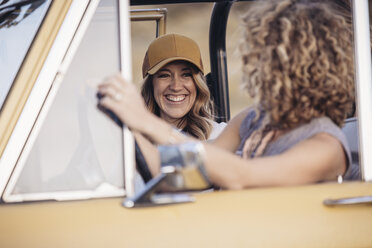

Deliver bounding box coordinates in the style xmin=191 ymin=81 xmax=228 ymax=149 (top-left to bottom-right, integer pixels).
xmin=0 ymin=0 xmax=45 ymax=28
xmin=0 ymin=0 xmax=40 ymax=12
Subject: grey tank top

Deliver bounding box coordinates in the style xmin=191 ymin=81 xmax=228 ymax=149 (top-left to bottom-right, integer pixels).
xmin=236 ymin=109 xmax=359 ymax=181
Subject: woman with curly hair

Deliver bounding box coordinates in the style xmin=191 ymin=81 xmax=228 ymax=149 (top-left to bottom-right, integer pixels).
xmin=98 ymin=0 xmax=358 ymax=188
xmin=141 ymin=33 xmax=226 ymax=140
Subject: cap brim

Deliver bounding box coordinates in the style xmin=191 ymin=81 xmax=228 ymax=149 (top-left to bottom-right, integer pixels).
xmin=147 ymin=57 xmax=204 ymax=75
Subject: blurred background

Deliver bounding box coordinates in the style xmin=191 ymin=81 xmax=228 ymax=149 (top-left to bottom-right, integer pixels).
xmin=130 ymin=2 xmax=254 ymax=119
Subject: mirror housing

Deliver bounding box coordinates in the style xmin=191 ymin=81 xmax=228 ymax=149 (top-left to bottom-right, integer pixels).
xmin=123 ymin=142 xmax=211 ymax=208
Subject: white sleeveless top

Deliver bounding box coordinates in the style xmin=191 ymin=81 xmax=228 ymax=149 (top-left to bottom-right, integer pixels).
xmin=209 ymin=121 xmax=227 ymax=140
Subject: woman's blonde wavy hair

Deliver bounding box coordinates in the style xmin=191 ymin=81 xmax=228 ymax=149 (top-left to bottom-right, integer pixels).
xmin=240 ymin=0 xmax=354 ymax=130
xmin=141 ymin=65 xmax=214 ymax=140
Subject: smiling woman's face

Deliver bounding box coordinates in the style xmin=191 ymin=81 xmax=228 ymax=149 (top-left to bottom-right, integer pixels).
xmin=152 ymin=61 xmax=197 ymax=125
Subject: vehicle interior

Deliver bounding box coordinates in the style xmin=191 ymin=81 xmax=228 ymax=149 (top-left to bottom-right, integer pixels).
xmin=0 ymin=0 xmax=372 ymax=247
xmin=130 ymin=0 xmax=362 ymax=203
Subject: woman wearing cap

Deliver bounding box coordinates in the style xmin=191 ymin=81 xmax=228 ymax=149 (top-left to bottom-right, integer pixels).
xmin=98 ymin=0 xmax=358 ymax=189
xmin=141 ymin=34 xmax=226 ymax=140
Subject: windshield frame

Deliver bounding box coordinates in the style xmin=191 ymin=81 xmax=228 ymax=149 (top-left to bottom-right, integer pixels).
xmin=0 ymin=0 xmax=73 ymax=197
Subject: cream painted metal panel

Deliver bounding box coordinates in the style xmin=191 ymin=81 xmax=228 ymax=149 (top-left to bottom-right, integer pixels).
xmin=0 ymin=182 xmax=372 ymax=247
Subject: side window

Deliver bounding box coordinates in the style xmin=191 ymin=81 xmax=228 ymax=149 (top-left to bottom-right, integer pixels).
xmin=5 ymin=0 xmax=124 ymax=200
xmin=130 ymin=3 xmax=213 ymax=87
xmin=130 ymin=3 xmax=251 ymax=119
xmin=130 ymin=8 xmax=167 ymax=86
xmin=0 ymin=0 xmax=51 ymax=110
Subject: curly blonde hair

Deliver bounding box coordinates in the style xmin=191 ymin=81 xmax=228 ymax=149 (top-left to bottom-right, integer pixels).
xmin=240 ymin=0 xmax=354 ymax=130
xmin=141 ymin=67 xmax=214 ymax=140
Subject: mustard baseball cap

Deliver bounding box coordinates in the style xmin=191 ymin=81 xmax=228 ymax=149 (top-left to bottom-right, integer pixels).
xmin=142 ymin=33 xmax=204 ymax=78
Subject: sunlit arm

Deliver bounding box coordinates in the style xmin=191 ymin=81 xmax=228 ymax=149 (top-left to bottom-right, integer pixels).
xmin=98 ymin=75 xmax=347 ymax=189
xmin=202 ymin=132 xmax=347 ymax=189
xmin=132 ymin=106 xmax=347 ymax=189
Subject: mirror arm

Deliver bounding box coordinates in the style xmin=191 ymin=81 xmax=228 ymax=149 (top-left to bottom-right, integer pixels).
xmin=122 ymin=172 xmax=194 ymax=208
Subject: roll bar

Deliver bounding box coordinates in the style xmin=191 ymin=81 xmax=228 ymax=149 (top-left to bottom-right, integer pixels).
xmin=207 ymin=2 xmax=232 ymax=122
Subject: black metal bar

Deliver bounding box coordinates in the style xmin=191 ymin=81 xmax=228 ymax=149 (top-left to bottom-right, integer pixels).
xmin=131 ymin=0 xmax=224 ymax=5
xmin=208 ymin=2 xmax=232 ymax=122
xmin=130 ymin=0 xmax=252 ymax=5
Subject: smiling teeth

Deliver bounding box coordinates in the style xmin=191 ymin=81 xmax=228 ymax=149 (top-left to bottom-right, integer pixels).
xmin=166 ymin=95 xmax=186 ymax=102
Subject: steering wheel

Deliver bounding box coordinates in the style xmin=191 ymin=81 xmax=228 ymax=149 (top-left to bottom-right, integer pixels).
xmin=97 ymin=94 xmax=153 ymax=183
xmin=135 ymin=140 xmax=153 ymax=183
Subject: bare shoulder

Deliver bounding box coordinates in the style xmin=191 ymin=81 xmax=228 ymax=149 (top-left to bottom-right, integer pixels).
xmin=232 ymin=107 xmax=253 ymax=124
xmin=292 ymin=132 xmax=345 ymax=155
xmin=281 ymin=132 xmax=347 ymax=182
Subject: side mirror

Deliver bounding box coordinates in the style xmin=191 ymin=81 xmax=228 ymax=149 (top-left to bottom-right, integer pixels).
xmin=123 ymin=142 xmax=211 ymax=208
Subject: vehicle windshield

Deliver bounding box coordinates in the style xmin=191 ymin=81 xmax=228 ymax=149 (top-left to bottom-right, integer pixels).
xmin=0 ymin=0 xmax=51 ymax=111
xmin=7 ymin=0 xmax=126 ymax=201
